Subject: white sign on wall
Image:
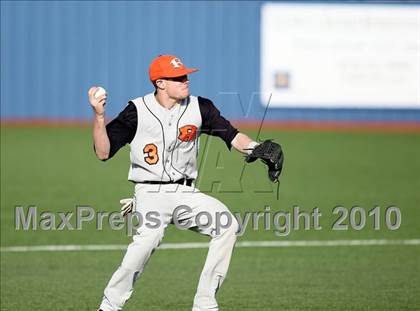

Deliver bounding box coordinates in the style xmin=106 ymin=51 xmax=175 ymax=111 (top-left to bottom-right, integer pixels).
xmin=260 ymin=3 xmax=420 ymax=108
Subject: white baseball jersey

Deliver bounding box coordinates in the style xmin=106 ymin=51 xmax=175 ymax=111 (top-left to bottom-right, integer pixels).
xmin=103 ymin=92 xmax=239 ymax=183
xmin=128 ymin=93 xmax=201 ymax=182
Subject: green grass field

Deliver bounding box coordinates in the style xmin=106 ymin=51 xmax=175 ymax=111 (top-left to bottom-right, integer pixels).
xmin=1 ymin=127 xmax=420 ymax=310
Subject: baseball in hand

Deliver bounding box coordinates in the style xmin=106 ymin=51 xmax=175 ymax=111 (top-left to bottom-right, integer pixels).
xmin=94 ymin=87 xmax=107 ymax=99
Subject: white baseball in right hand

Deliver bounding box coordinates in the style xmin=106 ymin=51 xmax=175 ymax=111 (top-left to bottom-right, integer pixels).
xmin=94 ymin=87 xmax=107 ymax=99
xmin=88 ymin=86 xmax=107 ymax=117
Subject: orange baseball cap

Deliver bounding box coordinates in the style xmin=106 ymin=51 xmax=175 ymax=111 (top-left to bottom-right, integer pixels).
xmin=149 ymin=55 xmax=198 ymax=82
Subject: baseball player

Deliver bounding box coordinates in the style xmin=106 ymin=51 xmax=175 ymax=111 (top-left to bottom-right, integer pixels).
xmin=88 ymin=55 xmax=283 ymax=311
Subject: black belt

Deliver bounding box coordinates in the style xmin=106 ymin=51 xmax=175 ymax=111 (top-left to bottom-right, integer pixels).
xmin=140 ymin=178 xmax=194 ymax=186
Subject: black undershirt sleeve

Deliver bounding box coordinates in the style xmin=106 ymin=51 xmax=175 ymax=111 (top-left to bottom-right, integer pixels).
xmin=198 ymin=96 xmax=239 ymax=150
xmin=100 ymin=101 xmax=137 ymax=160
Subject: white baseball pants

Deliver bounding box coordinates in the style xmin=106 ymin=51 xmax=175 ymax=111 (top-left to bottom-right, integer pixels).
xmin=99 ymin=183 xmax=239 ymax=311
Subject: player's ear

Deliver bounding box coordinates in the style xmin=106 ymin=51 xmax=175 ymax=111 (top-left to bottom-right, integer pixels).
xmin=155 ymin=79 xmax=165 ymax=90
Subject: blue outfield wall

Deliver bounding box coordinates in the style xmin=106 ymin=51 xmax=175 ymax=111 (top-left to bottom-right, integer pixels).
xmin=1 ymin=1 xmax=419 ymax=122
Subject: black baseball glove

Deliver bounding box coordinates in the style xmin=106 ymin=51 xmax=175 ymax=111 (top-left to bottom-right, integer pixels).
xmin=245 ymin=140 xmax=284 ymax=183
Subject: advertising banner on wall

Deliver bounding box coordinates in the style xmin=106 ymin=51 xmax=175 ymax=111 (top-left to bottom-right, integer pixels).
xmin=260 ymin=3 xmax=420 ymax=108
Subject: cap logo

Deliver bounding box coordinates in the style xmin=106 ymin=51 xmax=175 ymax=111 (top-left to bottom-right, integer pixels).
xmin=170 ymin=58 xmax=183 ymax=68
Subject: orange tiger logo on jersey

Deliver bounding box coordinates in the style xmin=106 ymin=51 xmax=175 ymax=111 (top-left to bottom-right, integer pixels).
xmin=178 ymin=125 xmax=198 ymax=142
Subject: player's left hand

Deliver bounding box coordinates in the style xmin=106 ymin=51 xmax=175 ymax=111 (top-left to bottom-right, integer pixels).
xmin=120 ymin=198 xmax=135 ymax=216
xmin=245 ymin=140 xmax=284 ymax=183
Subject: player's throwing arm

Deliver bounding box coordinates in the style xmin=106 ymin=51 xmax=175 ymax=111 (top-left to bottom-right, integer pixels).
xmin=88 ymin=86 xmax=111 ymax=160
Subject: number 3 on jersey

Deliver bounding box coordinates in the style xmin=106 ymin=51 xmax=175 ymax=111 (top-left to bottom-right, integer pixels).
xmin=143 ymin=143 xmax=159 ymax=165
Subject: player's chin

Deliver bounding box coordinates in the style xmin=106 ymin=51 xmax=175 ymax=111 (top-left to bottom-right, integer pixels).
xmin=178 ymin=90 xmax=190 ymax=99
